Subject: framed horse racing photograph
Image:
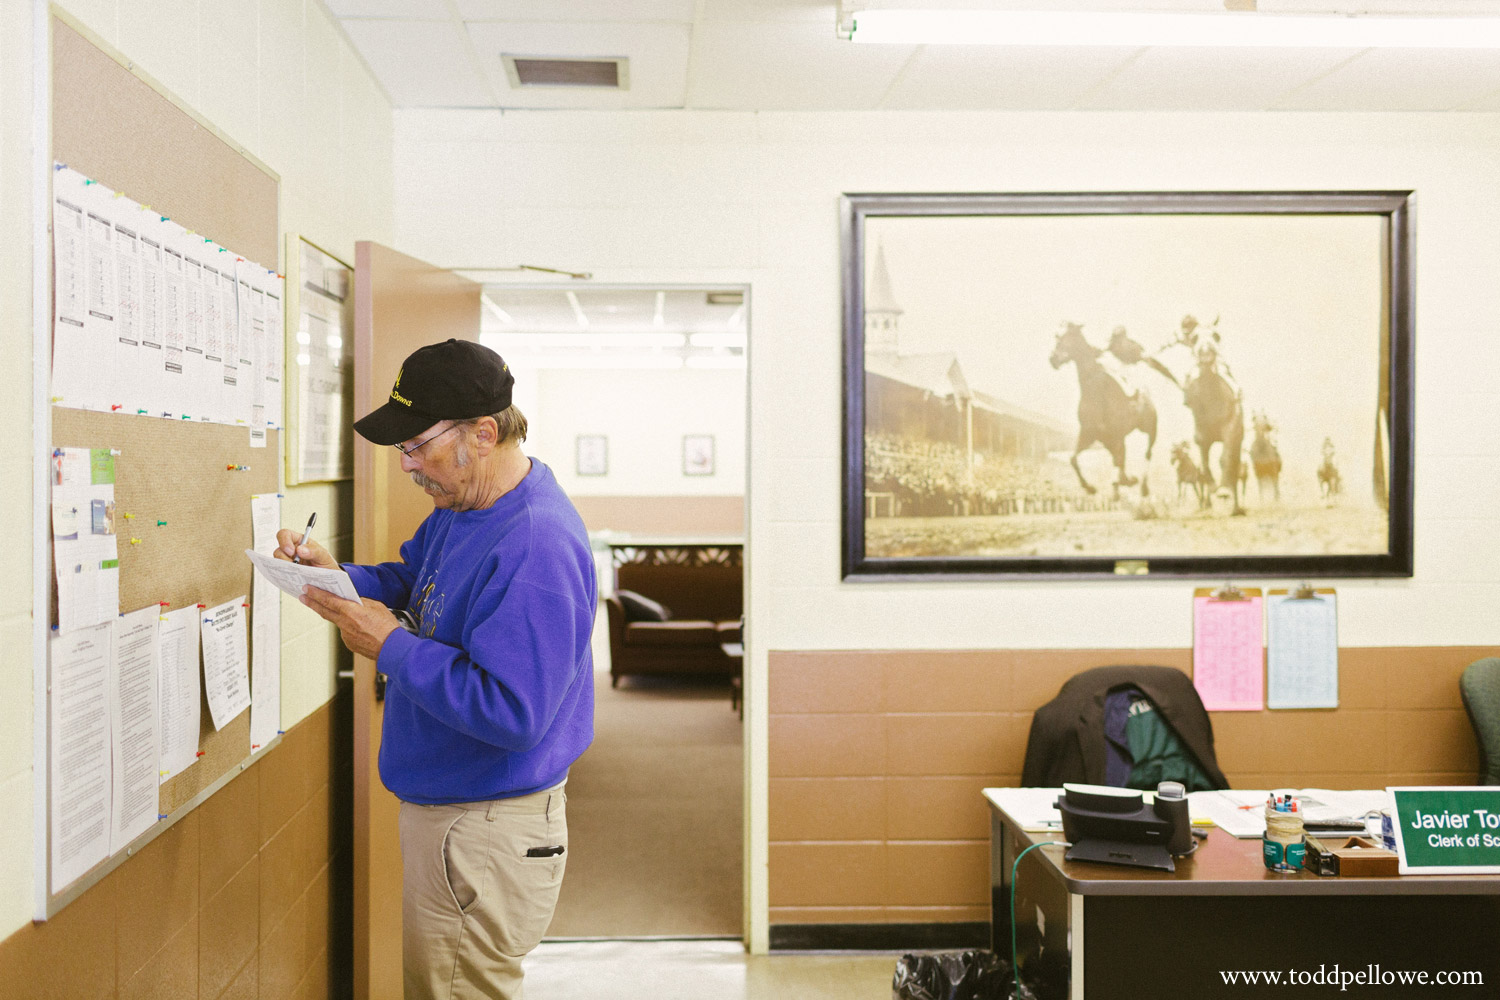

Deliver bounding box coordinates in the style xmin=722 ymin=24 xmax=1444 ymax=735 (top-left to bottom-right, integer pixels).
xmin=841 ymin=191 xmax=1414 ymax=580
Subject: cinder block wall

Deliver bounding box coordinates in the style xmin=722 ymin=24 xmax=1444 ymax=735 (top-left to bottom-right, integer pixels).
xmin=0 ymin=692 xmax=353 ymax=1000
xmin=768 ymin=648 xmax=1486 ymax=928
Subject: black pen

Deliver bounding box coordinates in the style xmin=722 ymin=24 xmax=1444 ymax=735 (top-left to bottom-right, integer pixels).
xmin=292 ymin=512 xmax=316 ymax=563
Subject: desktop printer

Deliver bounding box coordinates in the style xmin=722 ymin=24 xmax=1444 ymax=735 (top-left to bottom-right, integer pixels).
xmin=1057 ymin=781 xmax=1194 ymax=872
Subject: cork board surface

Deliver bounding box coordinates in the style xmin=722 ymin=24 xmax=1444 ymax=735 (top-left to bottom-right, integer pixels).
xmin=52 ymin=412 xmax=280 ymax=814
xmin=51 ymin=16 xmax=280 ymax=268
xmin=48 ymin=12 xmax=284 ymax=856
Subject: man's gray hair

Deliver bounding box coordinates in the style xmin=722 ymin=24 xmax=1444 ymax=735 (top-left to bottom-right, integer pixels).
xmin=460 ymin=404 xmax=528 ymax=446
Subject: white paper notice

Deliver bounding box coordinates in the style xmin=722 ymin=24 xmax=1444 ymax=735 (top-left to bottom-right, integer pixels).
xmin=50 ymin=621 xmax=112 ymax=891
xmin=243 ymin=548 xmax=360 ymax=602
xmin=201 ymin=597 xmax=251 ymax=730
xmin=51 ymin=447 xmax=121 ymax=633
xmin=1267 ymin=592 xmax=1339 ymax=709
xmin=110 ymin=606 xmax=161 ymax=853
xmin=250 ymin=495 xmax=282 ymax=752
xmin=52 ymin=167 xmax=110 ymax=411
xmin=157 ymin=604 xmax=202 ymax=782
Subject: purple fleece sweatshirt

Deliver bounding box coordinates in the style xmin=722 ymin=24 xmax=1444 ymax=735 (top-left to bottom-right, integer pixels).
xmin=344 ymin=458 xmax=596 ymax=804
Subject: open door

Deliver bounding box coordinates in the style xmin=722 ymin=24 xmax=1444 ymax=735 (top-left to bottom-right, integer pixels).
xmin=352 ymin=242 xmax=481 ymax=1000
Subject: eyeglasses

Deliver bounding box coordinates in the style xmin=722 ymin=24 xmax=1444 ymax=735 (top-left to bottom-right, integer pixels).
xmin=393 ymin=423 xmax=459 ymax=458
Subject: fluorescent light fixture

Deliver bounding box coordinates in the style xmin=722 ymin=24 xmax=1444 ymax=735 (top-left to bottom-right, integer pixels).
xmin=327 ymin=336 xmax=342 ymax=351
xmin=296 ymin=353 xmax=311 ymax=366
xmin=847 ymin=9 xmax=1500 ymax=47
xmin=500 ymin=332 xmax=687 ymax=349
xmin=296 ymin=331 xmax=311 ymax=345
xmin=688 ymin=332 xmax=746 ymax=349
xmin=525 ymin=355 xmax=685 ymax=370
xmin=685 ymin=355 xmax=746 ymax=370
xmin=653 ymin=291 xmax=666 ymax=329
xmin=481 ymin=294 xmax=514 ymax=325
xmin=565 ymin=291 xmax=589 ymax=330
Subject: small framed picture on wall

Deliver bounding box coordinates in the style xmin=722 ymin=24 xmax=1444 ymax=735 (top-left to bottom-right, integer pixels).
xmin=683 ymin=434 xmax=715 ymax=476
xmin=576 ymin=434 xmax=608 ymax=476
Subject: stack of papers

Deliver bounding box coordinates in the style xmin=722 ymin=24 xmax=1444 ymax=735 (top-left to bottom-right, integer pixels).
xmin=1188 ymin=789 xmax=1392 ymax=839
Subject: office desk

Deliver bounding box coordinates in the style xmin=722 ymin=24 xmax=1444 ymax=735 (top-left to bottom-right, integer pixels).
xmin=986 ymin=789 xmax=1500 ymax=999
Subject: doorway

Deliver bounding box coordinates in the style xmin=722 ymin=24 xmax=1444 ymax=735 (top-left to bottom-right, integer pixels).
xmin=479 ymin=285 xmax=748 ymax=938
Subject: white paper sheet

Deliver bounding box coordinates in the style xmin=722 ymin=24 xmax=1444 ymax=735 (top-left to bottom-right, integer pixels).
xmin=157 ymin=604 xmax=202 ymax=782
xmin=160 ymin=235 xmax=188 ymax=419
xmin=243 ymin=547 xmax=360 ymax=602
xmin=235 ymin=265 xmax=256 ymax=426
xmin=263 ymin=274 xmax=285 ymax=429
xmin=200 ymin=597 xmax=251 ymax=730
xmin=1187 ymin=789 xmax=1270 ymax=838
xmin=982 ymin=787 xmax=1065 ymax=831
xmin=51 ymin=167 xmax=112 ymax=411
xmin=1267 ymin=593 xmax=1339 ymax=709
xmin=52 ymin=447 xmax=120 ymax=633
xmin=50 ymin=621 xmax=112 ymax=890
xmin=250 ymin=495 xmax=282 ymax=752
xmin=110 ymin=606 xmax=161 ymax=853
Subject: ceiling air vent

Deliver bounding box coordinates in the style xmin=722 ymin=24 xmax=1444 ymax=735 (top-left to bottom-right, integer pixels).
xmin=503 ymin=55 xmax=630 ymax=89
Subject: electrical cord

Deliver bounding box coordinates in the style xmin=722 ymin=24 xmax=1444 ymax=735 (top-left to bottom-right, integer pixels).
xmin=1010 ymin=840 xmax=1067 ymax=999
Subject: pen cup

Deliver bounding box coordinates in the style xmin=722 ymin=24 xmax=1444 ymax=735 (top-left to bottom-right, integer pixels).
xmin=1263 ymin=798 xmax=1306 ymax=872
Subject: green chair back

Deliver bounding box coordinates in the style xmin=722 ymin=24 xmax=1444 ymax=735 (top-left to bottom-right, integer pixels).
xmin=1459 ymin=657 xmax=1500 ymax=785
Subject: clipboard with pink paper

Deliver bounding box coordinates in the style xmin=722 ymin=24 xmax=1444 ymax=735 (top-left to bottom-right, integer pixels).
xmin=1192 ymin=585 xmax=1264 ymax=711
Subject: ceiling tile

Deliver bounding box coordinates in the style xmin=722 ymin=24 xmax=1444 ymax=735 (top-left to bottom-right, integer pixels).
xmin=456 ymin=0 xmax=695 ymax=19
xmin=323 ymin=0 xmax=448 ymax=16
xmin=882 ymin=45 xmax=1142 ymax=111
xmin=464 ymin=21 xmax=690 ymax=108
xmin=699 ymin=0 xmax=833 ymax=22
xmin=1079 ymin=46 xmax=1358 ymax=111
xmin=686 ymin=21 xmax=915 ymax=110
xmin=341 ymin=19 xmax=496 ymax=107
xmin=1273 ymin=48 xmax=1500 ymax=111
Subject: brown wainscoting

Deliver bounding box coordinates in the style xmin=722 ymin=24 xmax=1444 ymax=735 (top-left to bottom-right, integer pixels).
xmin=767 ymin=647 xmax=1491 ymax=930
xmin=0 ymin=688 xmax=353 ymax=1000
xmin=570 ymin=495 xmax=744 ymax=537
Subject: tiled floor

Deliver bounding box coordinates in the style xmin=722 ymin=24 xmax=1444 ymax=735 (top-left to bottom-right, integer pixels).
xmin=525 ymin=940 xmax=898 ymax=1000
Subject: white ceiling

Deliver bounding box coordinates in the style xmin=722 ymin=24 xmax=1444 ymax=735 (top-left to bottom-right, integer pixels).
xmin=323 ymin=0 xmax=1500 ymax=112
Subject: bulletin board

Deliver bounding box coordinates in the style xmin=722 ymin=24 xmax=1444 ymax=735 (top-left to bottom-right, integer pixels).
xmin=39 ymin=10 xmax=283 ymax=915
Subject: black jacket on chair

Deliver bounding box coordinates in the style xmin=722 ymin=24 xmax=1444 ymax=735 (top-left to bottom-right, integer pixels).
xmin=1020 ymin=665 xmax=1229 ymax=789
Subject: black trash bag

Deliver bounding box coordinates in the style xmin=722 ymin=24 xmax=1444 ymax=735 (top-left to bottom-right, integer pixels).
xmin=891 ymin=949 xmax=1018 ymax=1000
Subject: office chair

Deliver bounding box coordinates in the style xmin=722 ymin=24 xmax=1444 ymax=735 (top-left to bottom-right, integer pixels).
xmin=1459 ymin=657 xmax=1500 ymax=785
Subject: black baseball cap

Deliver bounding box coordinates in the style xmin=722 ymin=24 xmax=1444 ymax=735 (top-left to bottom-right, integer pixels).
xmin=353 ymin=339 xmax=515 ymax=445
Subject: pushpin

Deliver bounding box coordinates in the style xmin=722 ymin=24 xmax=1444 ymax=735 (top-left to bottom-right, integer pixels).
xmin=83 ymin=179 xmax=94 ymax=186
xmin=50 ymin=396 xmax=62 ymax=403
xmin=122 ymin=513 xmax=134 ymax=520
xmin=195 ymin=751 xmax=206 ymax=757
xmin=110 ymin=404 xmax=122 ymax=411
xmin=181 ymin=414 xmax=192 ymax=420
xmin=157 ymin=520 xmax=167 ymax=527
xmin=129 ymin=538 xmax=141 ymax=545
xmin=137 ymin=408 xmax=148 ymax=414
xmin=227 ymin=464 xmax=236 ymax=471
xmin=196 ymin=603 xmax=206 ymax=609
xmin=159 ymin=601 xmax=170 ymax=607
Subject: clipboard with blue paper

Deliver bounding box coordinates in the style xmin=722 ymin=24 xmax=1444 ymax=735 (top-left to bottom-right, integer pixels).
xmin=1266 ymin=584 xmax=1338 ymax=709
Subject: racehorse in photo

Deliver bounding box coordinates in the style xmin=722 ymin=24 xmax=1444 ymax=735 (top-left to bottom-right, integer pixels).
xmin=1250 ymin=411 xmax=1282 ymax=502
xmin=1050 ymin=322 xmax=1158 ymax=499
xmin=1170 ymin=440 xmax=1209 ymax=509
xmin=1182 ymin=344 xmax=1246 ymax=516
xmin=1318 ymin=437 xmax=1342 ymax=499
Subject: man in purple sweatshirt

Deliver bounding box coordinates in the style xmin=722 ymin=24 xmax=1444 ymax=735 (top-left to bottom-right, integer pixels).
xmin=277 ymin=339 xmax=596 ymax=1000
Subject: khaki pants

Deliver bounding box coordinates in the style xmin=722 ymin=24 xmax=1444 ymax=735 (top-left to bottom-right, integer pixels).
xmin=399 ymin=785 xmax=567 ymax=1000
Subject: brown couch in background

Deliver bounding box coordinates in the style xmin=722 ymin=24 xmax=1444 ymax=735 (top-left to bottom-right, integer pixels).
xmin=605 ymin=558 xmax=742 ymax=686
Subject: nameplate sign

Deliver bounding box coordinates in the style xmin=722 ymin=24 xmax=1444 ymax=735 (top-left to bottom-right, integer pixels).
xmin=1388 ymin=786 xmax=1500 ymax=874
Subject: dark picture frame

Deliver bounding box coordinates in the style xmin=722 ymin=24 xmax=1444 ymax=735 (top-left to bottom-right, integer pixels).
xmin=842 ymin=191 xmax=1414 ymax=581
